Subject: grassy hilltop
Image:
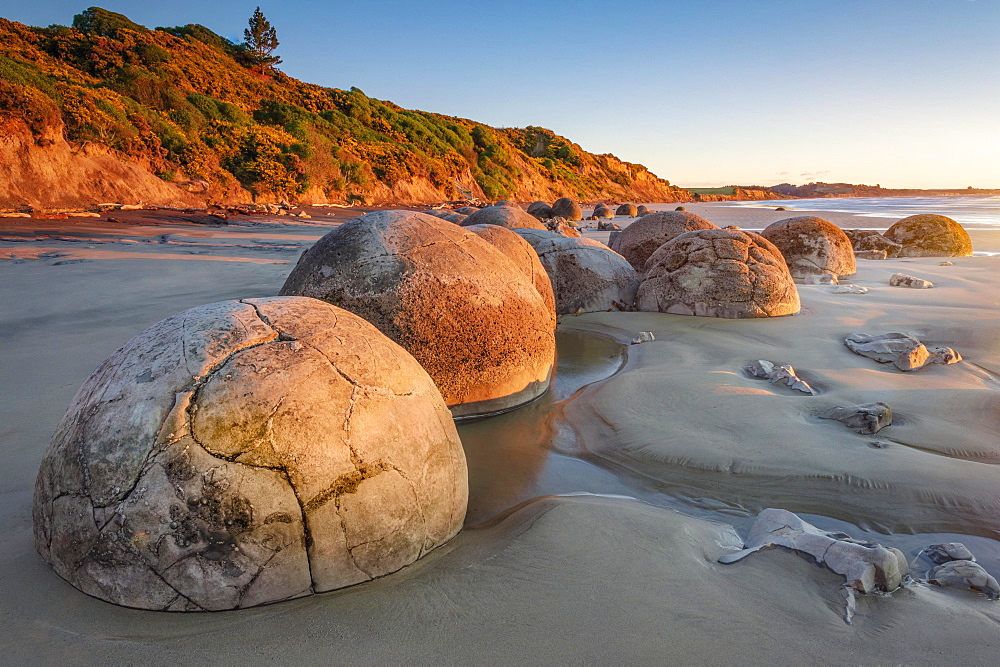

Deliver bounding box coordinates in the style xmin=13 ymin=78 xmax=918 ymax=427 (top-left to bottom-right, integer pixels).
xmin=0 ymin=7 xmax=689 ymax=207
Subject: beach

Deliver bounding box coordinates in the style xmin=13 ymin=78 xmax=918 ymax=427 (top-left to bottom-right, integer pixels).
xmin=2 ymin=201 xmax=999 ymax=662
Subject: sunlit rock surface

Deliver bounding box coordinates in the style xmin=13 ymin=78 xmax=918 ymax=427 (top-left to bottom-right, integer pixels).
xmin=33 ymin=297 xmax=468 ymax=610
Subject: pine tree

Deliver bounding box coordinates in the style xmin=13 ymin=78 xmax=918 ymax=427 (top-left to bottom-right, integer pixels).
xmin=242 ymin=7 xmax=281 ymax=73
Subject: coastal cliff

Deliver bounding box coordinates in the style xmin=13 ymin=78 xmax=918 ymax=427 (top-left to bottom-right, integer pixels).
xmin=0 ymin=10 xmax=688 ymax=209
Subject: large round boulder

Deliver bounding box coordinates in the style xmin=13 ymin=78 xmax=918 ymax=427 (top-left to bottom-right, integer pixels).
xmin=593 ymin=204 xmax=615 ymax=219
xmin=637 ymin=229 xmax=801 ymax=318
xmin=464 ymin=224 xmax=557 ymax=320
xmin=884 ymin=214 xmax=973 ymax=257
xmin=759 ymin=216 xmax=856 ymax=281
xmin=616 ymin=203 xmax=638 ymax=217
xmin=33 ymin=297 xmax=468 ymax=611
xmin=460 ymin=204 xmax=545 ymax=230
xmin=636 ymin=205 xmax=651 ymax=216
xmin=551 ymin=197 xmax=583 ymax=221
xmin=610 ymin=210 xmax=719 ymax=272
xmin=281 ymin=211 xmax=556 ymax=418
xmin=516 ymin=230 xmax=639 ymax=315
xmin=527 ymin=200 xmax=554 ymax=220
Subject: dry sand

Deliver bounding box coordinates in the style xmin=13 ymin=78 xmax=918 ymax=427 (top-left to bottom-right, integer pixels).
xmin=2 ymin=202 xmax=999 ymax=662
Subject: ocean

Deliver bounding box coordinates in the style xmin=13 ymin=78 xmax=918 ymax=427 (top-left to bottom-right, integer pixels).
xmin=732 ymin=195 xmax=1000 ymax=229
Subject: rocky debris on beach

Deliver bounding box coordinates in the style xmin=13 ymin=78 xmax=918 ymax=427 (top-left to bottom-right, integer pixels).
xmin=855 ymin=249 xmax=888 ymax=260
xmin=718 ymin=508 xmax=909 ymax=623
xmin=760 ymin=216 xmax=857 ymax=282
xmin=526 ymin=201 xmax=553 ymax=220
xmin=889 ymin=272 xmax=934 ymax=289
xmin=597 ymin=220 xmax=621 ymax=231
xmin=637 ymin=229 xmax=800 ymax=318
xmin=460 ymin=203 xmax=546 ymax=230
xmin=615 ymin=203 xmax=638 ymax=217
xmin=928 ymin=561 xmax=1000 ymax=600
xmin=545 ymin=220 xmax=582 ymax=237
xmin=513 ymin=229 xmax=639 ymax=315
xmin=464 ymin=224 xmax=556 ymax=320
xmin=631 ymin=331 xmax=655 ymax=345
xmin=818 ymin=402 xmax=892 ymax=434
xmin=609 ymin=211 xmax=719 ymax=272
xmin=551 ymin=197 xmax=583 ymax=221
xmin=280 ymin=210 xmax=556 ymax=418
xmin=884 ymin=214 xmax=973 ymax=257
xmin=636 ymin=205 xmax=651 ymax=216
xmin=592 ymin=204 xmax=615 ymax=219
xmin=32 ymin=297 xmax=468 ymax=611
xmin=843 ymin=229 xmax=903 ymax=257
xmin=922 ymin=543 xmax=976 ymax=564
xmin=843 ymin=332 xmax=961 ymax=372
xmin=746 ymin=359 xmax=816 ymax=394
xmin=834 ymin=284 xmax=868 ymax=294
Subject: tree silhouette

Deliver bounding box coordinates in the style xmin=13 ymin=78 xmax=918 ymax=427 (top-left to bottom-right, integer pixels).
xmin=242 ymin=7 xmax=281 ymax=73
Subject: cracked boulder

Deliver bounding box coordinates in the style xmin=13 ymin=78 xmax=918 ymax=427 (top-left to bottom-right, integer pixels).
xmin=459 ymin=203 xmax=546 ymax=230
xmin=884 ymin=214 xmax=973 ymax=257
xmin=33 ymin=297 xmax=468 ymax=611
xmin=637 ymin=229 xmax=801 ymax=318
xmin=609 ymin=210 xmax=719 ymax=273
xmin=281 ymin=210 xmax=556 ymax=418
xmin=818 ymin=402 xmax=892 ymax=434
xmin=512 ymin=229 xmax=638 ymax=315
xmin=759 ymin=216 xmax=856 ymax=281
xmin=760 ymin=215 xmax=857 ymax=282
xmin=928 ymin=561 xmax=1000 ymax=600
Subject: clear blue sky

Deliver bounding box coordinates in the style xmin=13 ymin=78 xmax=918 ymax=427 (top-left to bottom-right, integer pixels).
xmin=3 ymin=0 xmax=999 ymax=188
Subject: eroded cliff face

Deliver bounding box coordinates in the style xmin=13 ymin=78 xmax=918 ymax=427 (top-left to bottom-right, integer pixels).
xmin=0 ymin=118 xmax=214 ymax=210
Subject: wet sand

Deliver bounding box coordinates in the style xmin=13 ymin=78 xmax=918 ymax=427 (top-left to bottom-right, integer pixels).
xmin=2 ymin=203 xmax=999 ymax=661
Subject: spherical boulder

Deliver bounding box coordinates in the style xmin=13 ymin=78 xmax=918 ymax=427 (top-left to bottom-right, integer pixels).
xmin=460 ymin=204 xmax=546 ymax=230
xmin=637 ymin=229 xmax=800 ymax=318
xmin=616 ymin=203 xmax=638 ymax=217
xmin=593 ymin=204 xmax=615 ymax=219
xmin=675 ymin=206 xmax=687 ymax=212
xmin=527 ymin=200 xmax=554 ymax=220
xmin=281 ymin=211 xmax=556 ymax=418
xmin=884 ymin=214 xmax=973 ymax=257
xmin=516 ymin=229 xmax=638 ymax=314
xmin=759 ymin=216 xmax=856 ymax=281
xmin=551 ymin=197 xmax=583 ymax=221
xmin=636 ymin=205 xmax=651 ymax=216
xmin=610 ymin=210 xmax=719 ymax=272
xmin=464 ymin=224 xmax=557 ymax=320
xmin=456 ymin=206 xmax=480 ymax=215
xmin=33 ymin=297 xmax=468 ymax=611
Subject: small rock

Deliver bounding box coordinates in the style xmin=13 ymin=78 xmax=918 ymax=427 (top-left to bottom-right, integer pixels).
xmin=928 ymin=561 xmax=1000 ymax=600
xmin=746 ymin=360 xmax=815 ymax=394
xmin=924 ymin=543 xmax=975 ymax=565
xmin=844 ymin=332 xmax=923 ymax=363
xmin=890 ymin=273 xmax=933 ymax=288
xmin=834 ymin=284 xmax=868 ymax=294
xmin=818 ymin=402 xmax=892 ymax=434
xmin=52 ymin=259 xmax=88 ymax=265
xmin=631 ymin=332 xmax=654 ymax=345
xmin=855 ymin=250 xmax=888 ymax=260
xmin=939 ymin=261 xmax=954 ymax=266
xmin=295 ymin=211 xmax=311 ymax=219
xmin=804 ymin=273 xmax=839 ymax=285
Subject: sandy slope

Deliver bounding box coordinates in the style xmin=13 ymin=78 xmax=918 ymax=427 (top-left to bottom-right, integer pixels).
xmin=2 ymin=204 xmax=998 ymax=661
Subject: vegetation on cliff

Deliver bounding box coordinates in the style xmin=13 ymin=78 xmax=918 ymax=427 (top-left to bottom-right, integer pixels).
xmin=0 ymin=8 xmax=688 ymax=205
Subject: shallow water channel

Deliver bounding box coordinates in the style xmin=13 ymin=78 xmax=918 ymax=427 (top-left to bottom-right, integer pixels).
xmin=460 ymin=329 xmax=1000 ymax=580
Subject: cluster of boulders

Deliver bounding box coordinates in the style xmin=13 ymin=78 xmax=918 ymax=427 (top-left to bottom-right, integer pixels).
xmin=31 ymin=200 xmax=980 ymax=613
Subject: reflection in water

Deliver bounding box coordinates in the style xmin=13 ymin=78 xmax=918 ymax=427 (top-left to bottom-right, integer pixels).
xmin=459 ymin=331 xmax=630 ymax=524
